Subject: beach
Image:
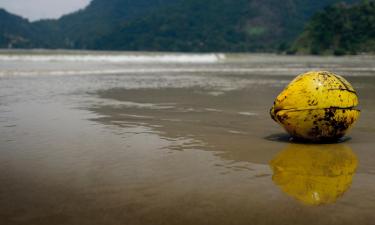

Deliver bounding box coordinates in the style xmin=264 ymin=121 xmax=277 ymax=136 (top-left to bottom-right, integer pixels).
xmin=0 ymin=51 xmax=375 ymax=225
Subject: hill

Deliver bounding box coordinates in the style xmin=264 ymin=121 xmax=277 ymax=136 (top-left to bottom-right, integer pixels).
xmin=0 ymin=0 xmax=361 ymax=51
xmin=53 ymin=0 xmax=179 ymax=48
xmin=0 ymin=9 xmax=35 ymax=48
xmin=291 ymin=0 xmax=375 ymax=55
xmin=94 ymin=0 xmax=359 ymax=52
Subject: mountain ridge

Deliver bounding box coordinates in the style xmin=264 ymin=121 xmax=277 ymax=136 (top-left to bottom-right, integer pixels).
xmin=0 ymin=0 xmax=362 ymax=52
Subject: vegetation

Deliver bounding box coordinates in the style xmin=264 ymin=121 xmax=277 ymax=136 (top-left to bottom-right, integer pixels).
xmin=0 ymin=9 xmax=34 ymax=48
xmin=291 ymin=0 xmax=375 ymax=55
xmin=93 ymin=0 xmax=359 ymax=52
xmin=0 ymin=0 xmax=367 ymax=53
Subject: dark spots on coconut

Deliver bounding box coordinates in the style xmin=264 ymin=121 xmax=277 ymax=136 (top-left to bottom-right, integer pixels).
xmin=320 ymin=71 xmax=330 ymax=77
xmin=276 ymin=113 xmax=289 ymax=123
xmin=307 ymin=99 xmax=318 ymax=106
xmin=324 ymin=108 xmax=336 ymax=121
xmin=331 ymin=120 xmax=350 ymax=133
xmin=314 ymin=108 xmax=354 ymax=139
xmin=308 ymin=126 xmax=321 ymax=138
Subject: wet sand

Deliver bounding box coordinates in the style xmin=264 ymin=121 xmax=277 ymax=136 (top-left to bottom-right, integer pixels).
xmin=0 ymin=52 xmax=375 ymax=225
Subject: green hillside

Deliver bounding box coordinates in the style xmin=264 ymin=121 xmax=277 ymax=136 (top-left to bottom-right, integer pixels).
xmin=54 ymin=0 xmax=179 ymax=48
xmin=0 ymin=0 xmax=362 ymax=52
xmin=292 ymin=0 xmax=375 ymax=55
xmin=0 ymin=9 xmax=34 ymax=48
xmin=93 ymin=0 xmax=359 ymax=51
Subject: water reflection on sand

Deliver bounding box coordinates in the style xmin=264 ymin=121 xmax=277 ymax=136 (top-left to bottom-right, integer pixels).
xmin=1 ymin=52 xmax=375 ymax=225
xmin=270 ymin=144 xmax=358 ymax=206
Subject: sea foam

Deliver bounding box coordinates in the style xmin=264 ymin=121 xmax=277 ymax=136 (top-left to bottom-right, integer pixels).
xmin=0 ymin=53 xmax=226 ymax=63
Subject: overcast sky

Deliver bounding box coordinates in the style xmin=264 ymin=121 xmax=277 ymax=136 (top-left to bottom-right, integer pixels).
xmin=0 ymin=0 xmax=92 ymax=21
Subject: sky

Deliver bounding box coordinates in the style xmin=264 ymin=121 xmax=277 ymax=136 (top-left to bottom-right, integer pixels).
xmin=0 ymin=0 xmax=92 ymax=21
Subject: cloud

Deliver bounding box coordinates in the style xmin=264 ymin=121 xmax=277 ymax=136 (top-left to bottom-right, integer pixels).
xmin=0 ymin=0 xmax=91 ymax=21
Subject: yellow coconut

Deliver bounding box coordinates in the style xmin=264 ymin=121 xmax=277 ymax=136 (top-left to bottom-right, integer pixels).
xmin=270 ymin=144 xmax=358 ymax=205
xmin=270 ymin=71 xmax=360 ymax=141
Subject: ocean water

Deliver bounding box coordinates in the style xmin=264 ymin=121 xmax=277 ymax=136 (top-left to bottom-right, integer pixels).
xmin=0 ymin=50 xmax=375 ymax=225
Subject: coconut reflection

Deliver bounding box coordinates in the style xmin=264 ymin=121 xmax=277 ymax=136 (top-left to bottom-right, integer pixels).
xmin=270 ymin=144 xmax=358 ymax=206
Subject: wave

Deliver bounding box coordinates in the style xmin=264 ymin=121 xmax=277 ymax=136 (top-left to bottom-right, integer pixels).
xmin=1 ymin=67 xmax=375 ymax=77
xmin=0 ymin=53 xmax=226 ymax=63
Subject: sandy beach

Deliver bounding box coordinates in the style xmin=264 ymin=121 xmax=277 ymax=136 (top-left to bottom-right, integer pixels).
xmin=0 ymin=51 xmax=375 ymax=225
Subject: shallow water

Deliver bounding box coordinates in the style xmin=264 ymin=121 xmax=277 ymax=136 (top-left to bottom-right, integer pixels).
xmin=0 ymin=50 xmax=375 ymax=225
